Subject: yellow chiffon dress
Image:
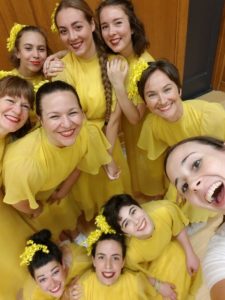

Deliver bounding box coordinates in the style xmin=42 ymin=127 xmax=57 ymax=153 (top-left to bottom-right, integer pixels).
xmin=78 ymin=269 xmax=153 ymax=300
xmin=22 ymin=243 xmax=91 ymax=300
xmin=2 ymin=121 xmax=111 ymax=238
xmin=0 ymin=138 xmax=36 ymax=300
xmin=54 ymin=52 xmax=132 ymax=221
xmin=138 ymin=99 xmax=225 ymax=221
xmin=125 ymin=200 xmax=202 ymax=300
xmin=121 ymin=51 xmax=166 ymax=197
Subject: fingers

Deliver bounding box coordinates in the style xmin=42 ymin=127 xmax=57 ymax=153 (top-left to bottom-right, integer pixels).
xmin=44 ymin=60 xmax=64 ymax=77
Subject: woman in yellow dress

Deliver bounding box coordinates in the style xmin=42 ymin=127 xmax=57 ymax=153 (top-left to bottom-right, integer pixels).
xmin=2 ymin=80 xmax=111 ymax=239
xmin=103 ymin=194 xmax=202 ymax=300
xmin=0 ymin=75 xmax=36 ymax=300
xmin=96 ymin=0 xmax=163 ymax=198
xmin=44 ymin=0 xmax=131 ymax=222
xmin=137 ymin=59 xmax=225 ymax=223
xmin=19 ymin=229 xmax=91 ymax=300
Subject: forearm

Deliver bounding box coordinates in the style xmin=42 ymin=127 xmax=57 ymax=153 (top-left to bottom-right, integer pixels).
xmin=105 ymin=105 xmax=121 ymax=154
xmin=13 ymin=200 xmax=38 ymax=215
xmin=56 ymin=168 xmax=81 ymax=198
xmin=176 ymin=228 xmax=195 ymax=256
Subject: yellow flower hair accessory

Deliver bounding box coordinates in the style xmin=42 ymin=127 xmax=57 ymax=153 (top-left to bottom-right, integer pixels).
xmin=0 ymin=70 xmax=15 ymax=80
xmin=7 ymin=23 xmax=26 ymax=52
xmin=86 ymin=215 xmax=116 ymax=255
xmin=33 ymin=80 xmax=49 ymax=93
xmin=20 ymin=240 xmax=49 ymax=266
xmin=51 ymin=2 xmax=59 ymax=33
xmin=127 ymin=58 xmax=149 ymax=100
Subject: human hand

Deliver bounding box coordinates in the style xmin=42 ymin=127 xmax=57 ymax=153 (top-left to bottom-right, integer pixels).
xmin=30 ymin=200 xmax=43 ymax=218
xmin=186 ymin=251 xmax=200 ymax=276
xmin=66 ymin=277 xmax=82 ymax=300
xmin=43 ymin=57 xmax=64 ymax=78
xmin=47 ymin=189 xmax=63 ymax=205
xmin=107 ymin=58 xmax=128 ymax=89
xmin=158 ymin=281 xmax=177 ymax=300
xmin=104 ymin=160 xmax=121 ymax=180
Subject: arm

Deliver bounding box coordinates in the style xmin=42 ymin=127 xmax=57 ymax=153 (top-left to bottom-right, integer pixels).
xmin=43 ymin=50 xmax=67 ymax=78
xmin=104 ymin=102 xmax=121 ymax=179
xmin=107 ymin=58 xmax=146 ymax=125
xmin=12 ymin=200 xmax=43 ymax=218
xmin=47 ymin=168 xmax=81 ymax=205
xmin=176 ymin=228 xmax=200 ymax=276
xmin=210 ymin=279 xmax=225 ymax=300
xmin=148 ymin=276 xmax=177 ymax=300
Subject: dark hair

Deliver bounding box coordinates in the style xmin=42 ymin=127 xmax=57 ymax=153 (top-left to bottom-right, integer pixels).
xmin=55 ymin=0 xmax=112 ymax=125
xmin=96 ymin=0 xmax=149 ymax=56
xmin=27 ymin=229 xmax=62 ymax=278
xmin=0 ymin=75 xmax=34 ymax=138
xmin=102 ymin=194 xmax=141 ymax=233
xmin=91 ymin=233 xmax=126 ymax=258
xmin=10 ymin=25 xmax=51 ymax=70
xmin=164 ymin=135 xmax=225 ymax=177
xmin=137 ymin=59 xmax=182 ymax=101
xmin=35 ymin=80 xmax=81 ymax=117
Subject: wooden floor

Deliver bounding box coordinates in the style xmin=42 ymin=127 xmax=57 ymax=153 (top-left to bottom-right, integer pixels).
xmin=189 ymin=90 xmax=225 ymax=299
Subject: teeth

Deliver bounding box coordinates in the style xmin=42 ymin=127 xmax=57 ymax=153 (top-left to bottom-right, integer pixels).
xmin=206 ymin=181 xmax=222 ymax=203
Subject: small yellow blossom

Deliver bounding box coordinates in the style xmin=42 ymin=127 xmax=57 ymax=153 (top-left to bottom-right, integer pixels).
xmin=7 ymin=23 xmax=26 ymax=52
xmin=20 ymin=240 xmax=49 ymax=266
xmin=51 ymin=2 xmax=59 ymax=33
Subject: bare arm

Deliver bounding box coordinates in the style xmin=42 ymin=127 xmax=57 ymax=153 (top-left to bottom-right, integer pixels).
xmin=211 ymin=279 xmax=225 ymax=300
xmin=12 ymin=200 xmax=43 ymax=218
xmin=107 ymin=58 xmax=146 ymax=125
xmin=43 ymin=50 xmax=67 ymax=78
xmin=176 ymin=228 xmax=200 ymax=275
xmin=148 ymin=276 xmax=177 ymax=300
xmin=104 ymin=103 xmax=121 ymax=180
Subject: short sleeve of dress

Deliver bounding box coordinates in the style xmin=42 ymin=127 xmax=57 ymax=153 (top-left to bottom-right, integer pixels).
xmin=138 ymin=113 xmax=168 ymax=160
xmin=77 ymin=122 xmax=111 ymax=174
xmin=3 ymin=157 xmax=45 ymax=209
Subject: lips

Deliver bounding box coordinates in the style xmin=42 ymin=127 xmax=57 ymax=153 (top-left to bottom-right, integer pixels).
xmin=205 ymin=181 xmax=224 ymax=206
xmin=137 ymin=218 xmax=146 ymax=231
xmin=102 ymin=272 xmax=115 ymax=279
xmin=49 ymin=283 xmax=62 ymax=295
xmin=71 ymin=41 xmax=83 ymax=50
xmin=58 ymin=129 xmax=75 ymax=137
xmin=5 ymin=114 xmax=20 ymax=123
xmin=30 ymin=61 xmax=41 ymax=66
xmin=109 ymin=37 xmax=121 ymax=46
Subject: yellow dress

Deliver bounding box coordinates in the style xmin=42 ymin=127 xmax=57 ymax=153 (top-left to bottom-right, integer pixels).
xmin=0 ymin=138 xmax=35 ymax=300
xmin=54 ymin=52 xmax=132 ymax=221
xmin=78 ymin=269 xmax=153 ymax=300
xmin=138 ymin=99 xmax=225 ymax=221
xmin=2 ymin=121 xmax=111 ymax=237
xmin=121 ymin=51 xmax=165 ymax=196
xmin=22 ymin=243 xmax=92 ymax=300
xmin=125 ymin=200 xmax=202 ymax=300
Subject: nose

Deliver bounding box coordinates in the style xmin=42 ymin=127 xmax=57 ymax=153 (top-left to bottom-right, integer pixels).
xmin=105 ymin=258 xmax=112 ymax=270
xmin=13 ymin=103 xmax=22 ymax=115
xmin=189 ymin=178 xmax=202 ymax=192
xmin=108 ymin=25 xmax=116 ymax=36
xmin=158 ymin=93 xmax=167 ymax=105
xmin=61 ymin=116 xmax=71 ymax=128
xmin=32 ymin=48 xmax=39 ymax=58
xmin=68 ymin=30 xmax=78 ymax=41
xmin=48 ymin=277 xmax=57 ymax=290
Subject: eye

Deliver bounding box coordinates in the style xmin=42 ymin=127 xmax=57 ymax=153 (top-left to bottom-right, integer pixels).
xmin=164 ymin=87 xmax=172 ymax=93
xmin=5 ymin=98 xmax=15 ymax=104
xmin=21 ymin=103 xmax=30 ymax=110
xmin=38 ymin=47 xmax=47 ymax=52
xmin=39 ymin=277 xmax=46 ymax=283
xmin=53 ymin=269 xmax=60 ymax=276
xmin=115 ymin=20 xmax=122 ymax=26
xmin=181 ymin=182 xmax=188 ymax=193
xmin=49 ymin=115 xmax=60 ymax=120
xmin=24 ymin=46 xmax=32 ymax=51
xmin=97 ymin=255 xmax=104 ymax=260
xmin=192 ymin=159 xmax=201 ymax=170
xmin=131 ymin=208 xmax=136 ymax=215
xmin=146 ymin=92 xmax=156 ymax=99
xmin=69 ymin=111 xmax=77 ymax=116
xmin=101 ymin=24 xmax=108 ymax=31
xmin=59 ymin=29 xmax=67 ymax=35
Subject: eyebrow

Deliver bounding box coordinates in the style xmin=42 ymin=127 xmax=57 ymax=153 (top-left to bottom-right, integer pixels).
xmin=36 ymin=266 xmax=58 ymax=279
xmin=121 ymin=206 xmax=133 ymax=228
xmin=59 ymin=21 xmax=82 ymax=29
xmin=174 ymin=152 xmax=196 ymax=187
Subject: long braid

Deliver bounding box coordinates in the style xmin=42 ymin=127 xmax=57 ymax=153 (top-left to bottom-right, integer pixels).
xmin=93 ymin=30 xmax=112 ymax=126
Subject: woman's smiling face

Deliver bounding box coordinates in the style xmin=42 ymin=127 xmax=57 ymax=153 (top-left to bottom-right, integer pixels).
xmin=166 ymin=141 xmax=225 ymax=213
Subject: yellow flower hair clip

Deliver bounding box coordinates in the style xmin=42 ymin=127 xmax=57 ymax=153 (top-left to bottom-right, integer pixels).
xmin=51 ymin=2 xmax=59 ymax=33
xmin=7 ymin=23 xmax=26 ymax=52
xmin=127 ymin=58 xmax=149 ymax=100
xmin=85 ymin=215 xmax=116 ymax=255
xmin=20 ymin=240 xmax=49 ymax=266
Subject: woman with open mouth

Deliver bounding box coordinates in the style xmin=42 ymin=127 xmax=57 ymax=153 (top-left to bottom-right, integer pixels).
xmin=102 ymin=194 xmax=202 ymax=300
xmin=0 ymin=75 xmax=36 ymax=300
xmin=136 ymin=59 xmax=225 ymax=225
xmin=165 ymin=135 xmax=225 ymax=300
xmin=44 ymin=0 xmax=132 ymax=226
xmin=96 ymin=0 xmax=158 ymax=199
xmin=2 ymin=80 xmax=112 ymax=240
xmin=72 ymin=230 xmax=152 ymax=299
xmin=19 ymin=228 xmax=91 ymax=300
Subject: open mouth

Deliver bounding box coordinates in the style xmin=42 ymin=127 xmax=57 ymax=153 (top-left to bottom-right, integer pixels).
xmin=50 ymin=283 xmax=61 ymax=294
xmin=206 ymin=181 xmax=224 ymax=205
xmin=137 ymin=219 xmax=146 ymax=231
xmin=110 ymin=38 xmax=120 ymax=46
xmin=59 ymin=129 xmax=75 ymax=137
xmin=71 ymin=41 xmax=82 ymax=50
xmin=102 ymin=272 xmax=115 ymax=279
xmin=5 ymin=114 xmax=20 ymax=123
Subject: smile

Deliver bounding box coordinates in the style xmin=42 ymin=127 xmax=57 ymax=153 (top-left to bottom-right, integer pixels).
xmin=109 ymin=37 xmax=121 ymax=46
xmin=137 ymin=218 xmax=146 ymax=231
xmin=102 ymin=272 xmax=115 ymax=279
xmin=70 ymin=41 xmax=82 ymax=50
xmin=49 ymin=283 xmax=61 ymax=294
xmin=58 ymin=129 xmax=75 ymax=137
xmin=30 ymin=61 xmax=41 ymax=66
xmin=205 ymin=181 xmax=224 ymax=204
xmin=158 ymin=103 xmax=172 ymax=112
xmin=5 ymin=114 xmax=20 ymax=123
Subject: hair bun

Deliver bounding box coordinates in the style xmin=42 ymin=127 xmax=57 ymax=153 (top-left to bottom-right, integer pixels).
xmin=30 ymin=229 xmax=52 ymax=243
